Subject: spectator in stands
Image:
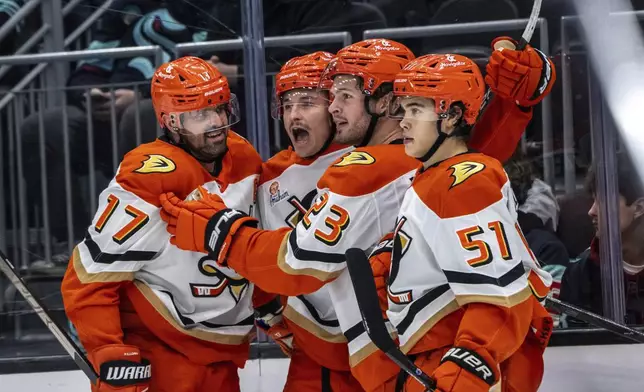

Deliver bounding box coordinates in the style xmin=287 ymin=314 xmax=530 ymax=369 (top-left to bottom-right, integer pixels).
xmin=20 ymin=1 xmax=211 ymax=264
xmin=505 ymin=149 xmax=570 ymax=267
xmin=119 ymin=0 xmax=384 ymax=156
xmin=559 ymin=152 xmax=644 ymax=326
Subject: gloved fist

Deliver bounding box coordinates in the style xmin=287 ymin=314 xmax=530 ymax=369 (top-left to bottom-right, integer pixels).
xmin=90 ymin=344 xmax=151 ymax=392
xmin=159 ymin=186 xmax=226 ymax=254
xmin=485 ymin=36 xmax=556 ymax=107
xmin=255 ymin=298 xmax=294 ymax=357
xmin=432 ymin=347 xmax=498 ymax=392
xmin=369 ymin=232 xmax=394 ymax=315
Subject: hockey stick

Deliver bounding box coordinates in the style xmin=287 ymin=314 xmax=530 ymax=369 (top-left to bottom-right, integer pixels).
xmin=479 ymin=0 xmax=543 ymax=113
xmin=495 ymin=0 xmax=543 ymax=51
xmin=0 ymin=250 xmax=99 ymax=383
xmin=546 ymin=297 xmax=644 ymax=344
xmin=344 ymin=248 xmax=436 ymax=391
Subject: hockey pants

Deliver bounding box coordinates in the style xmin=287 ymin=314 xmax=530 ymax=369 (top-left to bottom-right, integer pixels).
xmin=90 ymin=328 xmax=240 ymax=392
xmin=283 ymin=347 xmax=365 ymax=392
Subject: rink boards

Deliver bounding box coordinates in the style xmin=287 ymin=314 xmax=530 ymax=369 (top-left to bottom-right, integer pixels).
xmin=0 ymin=344 xmax=642 ymax=391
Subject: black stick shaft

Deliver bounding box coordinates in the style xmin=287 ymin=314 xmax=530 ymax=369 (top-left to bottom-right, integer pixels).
xmin=0 ymin=250 xmax=99 ymax=383
xmin=547 ymin=297 xmax=644 ymax=343
xmin=345 ymin=248 xmax=436 ymax=391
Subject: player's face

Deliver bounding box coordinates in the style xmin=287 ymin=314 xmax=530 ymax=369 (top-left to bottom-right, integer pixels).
xmin=167 ymin=101 xmax=237 ymax=161
xmin=328 ymin=75 xmax=371 ymax=145
xmin=281 ymin=89 xmax=332 ymax=158
xmin=397 ymin=97 xmax=440 ymax=159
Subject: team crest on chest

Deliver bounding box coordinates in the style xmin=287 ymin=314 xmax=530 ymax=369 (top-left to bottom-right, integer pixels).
xmin=269 ymin=181 xmax=290 ymax=206
xmin=193 ymin=256 xmax=249 ymax=303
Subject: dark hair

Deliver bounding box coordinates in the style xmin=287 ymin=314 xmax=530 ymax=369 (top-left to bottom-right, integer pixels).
xmin=448 ymin=102 xmax=472 ymax=142
xmin=586 ymin=152 xmax=644 ymax=205
xmin=505 ymin=147 xmax=537 ymax=204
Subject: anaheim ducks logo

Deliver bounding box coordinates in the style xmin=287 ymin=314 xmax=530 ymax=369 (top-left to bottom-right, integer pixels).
xmin=448 ymin=161 xmax=486 ymax=188
xmin=194 ymin=256 xmax=249 ymax=303
xmin=134 ymin=154 xmax=176 ymax=174
xmin=333 ymin=151 xmax=375 ymax=167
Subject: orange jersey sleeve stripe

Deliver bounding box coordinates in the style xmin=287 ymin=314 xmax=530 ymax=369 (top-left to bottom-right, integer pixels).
xmin=468 ymin=96 xmax=532 ymax=163
xmin=225 ymin=226 xmax=331 ymax=296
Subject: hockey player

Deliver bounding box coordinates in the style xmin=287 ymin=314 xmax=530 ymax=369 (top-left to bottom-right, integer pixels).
xmin=158 ymin=38 xmax=555 ymax=391
xmin=369 ymin=53 xmax=553 ymax=391
xmin=61 ymin=56 xmax=273 ymax=392
xmin=255 ymin=51 xmax=359 ymax=385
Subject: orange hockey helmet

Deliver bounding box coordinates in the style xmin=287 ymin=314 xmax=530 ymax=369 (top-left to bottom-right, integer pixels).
xmin=151 ymin=56 xmax=240 ymax=133
xmin=272 ymin=51 xmax=335 ymax=119
xmin=319 ymin=39 xmax=415 ymax=96
xmin=392 ymin=54 xmax=485 ymax=125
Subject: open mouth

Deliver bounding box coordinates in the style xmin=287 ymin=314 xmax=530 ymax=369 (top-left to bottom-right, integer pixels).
xmin=291 ymin=126 xmax=310 ymax=144
xmin=205 ymin=129 xmax=225 ymax=142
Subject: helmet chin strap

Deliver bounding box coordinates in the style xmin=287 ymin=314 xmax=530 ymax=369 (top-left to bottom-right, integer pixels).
xmin=416 ymin=119 xmax=451 ymax=163
xmin=357 ymin=97 xmax=384 ymax=148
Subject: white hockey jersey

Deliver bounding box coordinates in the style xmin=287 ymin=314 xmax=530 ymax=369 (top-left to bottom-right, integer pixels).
xmin=223 ymin=143 xmax=418 ymax=384
xmin=257 ymin=144 xmax=353 ymax=231
xmin=387 ymin=152 xmax=552 ymax=351
xmin=365 ymin=152 xmax=554 ymax=392
xmin=61 ymin=134 xmax=265 ymax=367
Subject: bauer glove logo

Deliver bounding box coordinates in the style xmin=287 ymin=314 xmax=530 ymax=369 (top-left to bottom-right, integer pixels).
xmin=441 ymin=347 xmax=495 ymax=386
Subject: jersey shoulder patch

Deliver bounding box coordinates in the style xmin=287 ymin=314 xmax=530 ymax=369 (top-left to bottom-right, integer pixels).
xmin=134 ymin=154 xmax=177 ymax=174
xmin=332 ymin=151 xmax=375 ymax=167
xmin=448 ymin=160 xmax=486 ymax=188
xmin=414 ymin=152 xmax=507 ymax=218
xmin=319 ymin=144 xmax=418 ymax=197
xmin=117 ymin=139 xmax=208 ymax=206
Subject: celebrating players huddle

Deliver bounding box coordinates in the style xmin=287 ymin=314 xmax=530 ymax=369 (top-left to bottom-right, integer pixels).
xmin=61 ymin=37 xmax=556 ymax=392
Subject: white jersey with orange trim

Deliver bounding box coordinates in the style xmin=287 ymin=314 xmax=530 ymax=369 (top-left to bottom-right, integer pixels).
xmin=257 ymin=144 xmax=353 ymax=231
xmin=225 ymin=143 xmax=419 ymax=384
xmin=344 ymin=152 xmax=554 ymax=392
xmin=61 ymin=133 xmax=265 ymax=367
xmin=255 ymin=144 xmax=356 ymax=370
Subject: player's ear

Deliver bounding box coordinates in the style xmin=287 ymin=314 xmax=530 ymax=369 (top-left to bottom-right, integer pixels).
xmin=161 ymin=113 xmax=181 ymax=143
xmin=444 ymin=104 xmax=463 ymax=133
xmin=161 ymin=113 xmax=174 ymax=130
xmin=374 ymin=91 xmax=393 ymax=116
